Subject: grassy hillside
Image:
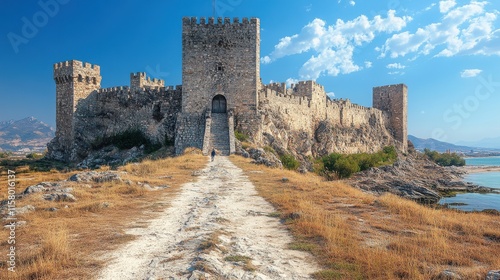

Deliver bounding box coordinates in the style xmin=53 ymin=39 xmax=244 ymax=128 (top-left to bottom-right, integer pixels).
xmin=231 ymin=155 xmax=500 ymax=280
xmin=0 ymin=150 xmax=207 ymax=280
xmin=1 ymin=153 xmax=499 ymax=279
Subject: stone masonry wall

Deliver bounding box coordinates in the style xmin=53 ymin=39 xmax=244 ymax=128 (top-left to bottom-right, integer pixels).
xmin=373 ymin=84 xmax=408 ymax=152
xmin=181 ymin=17 xmax=260 ymax=115
xmin=48 ymin=59 xmax=182 ymax=161
xmin=70 ymin=86 xmax=182 ymax=160
xmin=258 ymin=81 xmax=395 ymax=156
xmin=130 ymin=72 xmax=165 ymax=91
xmin=52 ymin=60 xmax=101 ymax=154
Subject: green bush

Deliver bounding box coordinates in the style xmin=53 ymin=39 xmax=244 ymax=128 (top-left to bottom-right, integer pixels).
xmin=317 ymin=146 xmax=398 ymax=179
xmin=424 ymin=148 xmax=465 ymax=166
xmin=26 ymin=153 xmax=44 ymax=159
xmin=263 ymin=145 xmax=276 ymax=155
xmin=334 ymin=157 xmax=360 ymax=179
xmin=235 ymin=130 xmax=249 ymax=142
xmin=280 ymin=154 xmax=300 ymax=170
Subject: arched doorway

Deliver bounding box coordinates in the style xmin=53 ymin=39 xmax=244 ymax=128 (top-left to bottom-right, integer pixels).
xmin=212 ymin=95 xmax=227 ymax=113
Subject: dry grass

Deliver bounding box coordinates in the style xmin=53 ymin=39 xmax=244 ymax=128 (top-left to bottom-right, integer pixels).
xmin=0 ymin=151 xmax=207 ymax=280
xmin=230 ymin=155 xmax=500 ymax=280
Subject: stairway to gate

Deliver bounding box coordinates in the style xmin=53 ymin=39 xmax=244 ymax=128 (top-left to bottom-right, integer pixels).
xmin=210 ymin=113 xmax=230 ymax=156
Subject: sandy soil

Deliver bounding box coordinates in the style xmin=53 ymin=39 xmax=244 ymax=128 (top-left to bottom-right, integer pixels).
xmin=462 ymin=166 xmax=500 ymax=174
xmin=97 ymin=156 xmax=319 ymax=279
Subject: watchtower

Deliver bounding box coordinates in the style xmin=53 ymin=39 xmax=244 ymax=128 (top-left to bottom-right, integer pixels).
xmin=53 ymin=60 xmax=101 ymax=153
xmin=373 ymin=84 xmax=408 ymax=152
xmin=181 ymin=17 xmax=260 ymax=115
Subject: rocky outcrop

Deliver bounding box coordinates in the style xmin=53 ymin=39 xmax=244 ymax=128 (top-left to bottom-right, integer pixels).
xmin=487 ymin=270 xmax=500 ymax=280
xmin=69 ymin=171 xmax=123 ymax=183
xmin=247 ymin=148 xmax=283 ymax=168
xmin=349 ymin=156 xmax=497 ymax=204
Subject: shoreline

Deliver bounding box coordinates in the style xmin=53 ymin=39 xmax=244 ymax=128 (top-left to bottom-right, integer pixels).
xmin=462 ymin=165 xmax=500 ymax=174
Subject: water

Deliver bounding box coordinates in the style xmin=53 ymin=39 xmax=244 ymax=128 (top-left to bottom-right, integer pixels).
xmin=465 ymin=156 xmax=500 ymax=166
xmin=439 ymin=157 xmax=500 ymax=211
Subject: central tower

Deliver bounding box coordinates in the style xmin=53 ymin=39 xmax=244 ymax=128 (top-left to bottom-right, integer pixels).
xmin=181 ymin=17 xmax=260 ymax=114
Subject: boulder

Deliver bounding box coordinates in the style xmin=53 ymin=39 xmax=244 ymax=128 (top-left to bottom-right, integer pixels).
xmin=436 ymin=270 xmax=462 ymax=280
xmin=487 ymin=270 xmax=500 ymax=280
xmin=16 ymin=205 xmax=35 ymax=215
xmin=69 ymin=171 xmax=122 ymax=183
xmin=43 ymin=193 xmax=77 ymax=202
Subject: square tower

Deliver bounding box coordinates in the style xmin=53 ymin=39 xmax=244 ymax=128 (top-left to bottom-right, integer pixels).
xmin=53 ymin=60 xmax=101 ymax=155
xmin=373 ymin=84 xmax=408 ymax=153
xmin=181 ymin=17 xmax=260 ymax=115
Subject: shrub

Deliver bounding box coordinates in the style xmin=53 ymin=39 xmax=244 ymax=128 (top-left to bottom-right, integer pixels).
xmin=424 ymin=149 xmax=465 ymax=166
xmin=235 ymin=130 xmax=249 ymax=142
xmin=334 ymin=157 xmax=360 ymax=179
xmin=263 ymin=145 xmax=276 ymax=155
xmin=280 ymin=154 xmax=300 ymax=170
xmin=317 ymin=146 xmax=398 ymax=179
xmin=26 ymin=152 xmax=44 ymax=159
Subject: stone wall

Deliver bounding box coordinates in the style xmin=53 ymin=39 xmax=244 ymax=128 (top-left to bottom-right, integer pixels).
xmin=174 ymin=113 xmax=206 ymax=155
xmin=257 ymin=81 xmax=396 ymax=157
xmin=130 ymin=72 xmax=165 ymax=91
xmin=181 ymin=17 xmax=260 ymax=115
xmin=48 ymin=60 xmax=182 ymax=161
xmin=373 ymin=84 xmax=408 ymax=152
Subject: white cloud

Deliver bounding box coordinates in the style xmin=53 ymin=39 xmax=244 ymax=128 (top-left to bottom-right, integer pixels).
xmin=364 ymin=61 xmax=372 ymax=68
xmin=261 ymin=56 xmax=271 ymax=64
xmin=263 ymin=10 xmax=411 ymax=80
xmin=379 ymin=1 xmax=500 ymax=59
xmin=425 ymin=3 xmax=436 ymax=11
xmin=327 ymin=92 xmax=336 ymax=98
xmin=439 ymin=0 xmax=456 ymax=13
xmin=349 ymin=1 xmax=355 ymax=6
xmin=285 ymin=78 xmax=299 ymax=87
xmin=461 ymin=69 xmax=482 ymax=78
xmin=388 ymin=71 xmax=405 ymax=75
xmin=387 ymin=63 xmax=406 ymax=69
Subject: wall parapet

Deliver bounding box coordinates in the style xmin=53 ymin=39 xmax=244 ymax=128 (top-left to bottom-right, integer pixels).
xmin=182 ymin=17 xmax=258 ymax=26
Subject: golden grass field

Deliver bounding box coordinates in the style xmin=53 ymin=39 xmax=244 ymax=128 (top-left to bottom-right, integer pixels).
xmin=0 ymin=150 xmax=207 ymax=280
xmin=230 ymin=155 xmax=500 ymax=280
xmin=0 ymin=152 xmax=499 ymax=279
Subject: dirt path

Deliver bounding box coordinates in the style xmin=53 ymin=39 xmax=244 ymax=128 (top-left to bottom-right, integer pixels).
xmin=98 ymin=156 xmax=319 ymax=279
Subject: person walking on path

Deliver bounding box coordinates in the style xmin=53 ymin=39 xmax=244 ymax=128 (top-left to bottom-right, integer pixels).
xmin=211 ymin=148 xmax=216 ymax=162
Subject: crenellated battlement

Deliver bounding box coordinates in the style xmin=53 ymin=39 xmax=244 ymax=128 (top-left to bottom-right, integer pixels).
xmin=53 ymin=60 xmax=101 ymax=87
xmin=96 ymin=84 xmax=182 ymax=95
xmin=182 ymin=16 xmax=258 ymax=26
xmin=130 ymin=72 xmax=165 ymax=90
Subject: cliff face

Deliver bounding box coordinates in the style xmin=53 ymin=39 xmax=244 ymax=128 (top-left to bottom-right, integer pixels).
xmin=251 ymin=91 xmax=399 ymax=164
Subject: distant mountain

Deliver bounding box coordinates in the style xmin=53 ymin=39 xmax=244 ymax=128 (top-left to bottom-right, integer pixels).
xmin=408 ymin=135 xmax=500 ymax=154
xmin=0 ymin=117 xmax=55 ymax=152
xmin=456 ymin=137 xmax=500 ymax=149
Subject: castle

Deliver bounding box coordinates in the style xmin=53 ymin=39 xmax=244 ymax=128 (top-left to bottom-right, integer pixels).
xmin=47 ymin=17 xmax=407 ymax=163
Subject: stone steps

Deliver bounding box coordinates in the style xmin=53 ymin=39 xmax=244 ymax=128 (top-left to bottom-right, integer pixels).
xmin=210 ymin=113 xmax=230 ymax=156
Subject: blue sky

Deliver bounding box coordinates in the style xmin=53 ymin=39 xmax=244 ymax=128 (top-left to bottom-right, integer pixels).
xmin=1 ymin=0 xmax=499 ymax=144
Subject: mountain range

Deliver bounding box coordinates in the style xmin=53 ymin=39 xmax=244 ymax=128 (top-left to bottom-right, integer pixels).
xmin=408 ymin=135 xmax=500 ymax=154
xmin=0 ymin=117 xmax=55 ymax=152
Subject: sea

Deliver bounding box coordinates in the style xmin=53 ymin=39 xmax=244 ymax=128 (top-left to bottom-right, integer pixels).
xmin=439 ymin=156 xmax=500 ymax=211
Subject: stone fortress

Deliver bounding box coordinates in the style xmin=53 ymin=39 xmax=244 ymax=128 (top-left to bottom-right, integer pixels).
xmin=47 ymin=17 xmax=407 ymax=163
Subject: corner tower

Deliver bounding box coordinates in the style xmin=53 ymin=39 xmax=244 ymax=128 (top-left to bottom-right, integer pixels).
xmin=373 ymin=84 xmax=408 ymax=153
xmin=53 ymin=60 xmax=101 ymax=154
xmin=181 ymin=17 xmax=260 ymax=115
